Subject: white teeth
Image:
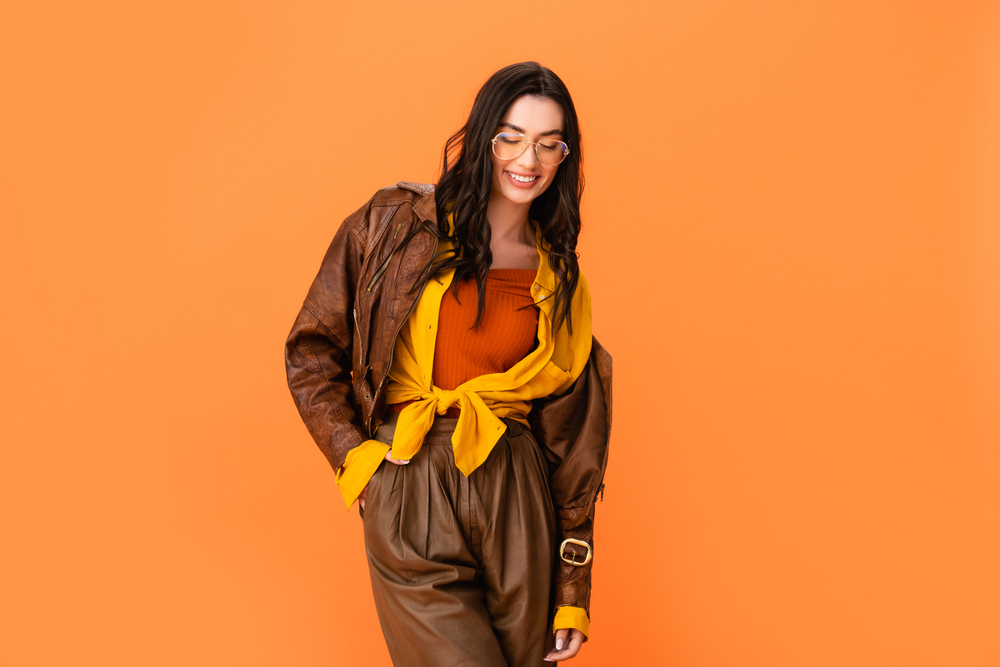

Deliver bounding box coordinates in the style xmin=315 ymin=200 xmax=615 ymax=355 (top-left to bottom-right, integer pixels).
xmin=508 ymin=172 xmax=537 ymax=183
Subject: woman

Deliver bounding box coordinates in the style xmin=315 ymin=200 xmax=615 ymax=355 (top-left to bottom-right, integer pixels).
xmin=285 ymin=62 xmax=612 ymax=666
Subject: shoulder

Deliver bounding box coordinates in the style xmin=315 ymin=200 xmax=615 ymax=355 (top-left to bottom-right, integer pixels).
xmin=570 ymin=265 xmax=592 ymax=311
xmin=342 ymin=181 xmax=438 ymax=249
xmin=367 ymin=181 xmax=435 ymax=208
xmin=576 ymin=266 xmax=591 ymax=294
xmin=368 ymin=182 xmax=437 ymax=223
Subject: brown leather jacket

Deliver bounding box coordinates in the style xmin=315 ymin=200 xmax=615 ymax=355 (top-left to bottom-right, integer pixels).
xmin=284 ymin=181 xmax=612 ymax=619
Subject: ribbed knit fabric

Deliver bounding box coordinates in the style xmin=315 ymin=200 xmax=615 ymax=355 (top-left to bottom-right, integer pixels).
xmin=391 ymin=268 xmax=538 ymax=417
xmin=435 ymin=268 xmax=539 ymax=389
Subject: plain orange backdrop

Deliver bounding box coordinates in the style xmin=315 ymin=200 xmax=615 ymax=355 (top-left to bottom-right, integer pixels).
xmin=2 ymin=1 xmax=999 ymax=665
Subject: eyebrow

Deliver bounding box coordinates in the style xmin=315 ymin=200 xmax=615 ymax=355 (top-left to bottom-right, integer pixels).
xmin=499 ymin=122 xmax=564 ymax=137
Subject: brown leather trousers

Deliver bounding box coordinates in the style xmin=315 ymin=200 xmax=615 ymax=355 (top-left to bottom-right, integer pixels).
xmin=360 ymin=413 xmax=557 ymax=666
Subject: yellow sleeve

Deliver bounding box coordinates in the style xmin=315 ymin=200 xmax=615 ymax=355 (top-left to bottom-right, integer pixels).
xmin=552 ymin=606 xmax=589 ymax=639
xmin=334 ymin=439 xmax=390 ymax=509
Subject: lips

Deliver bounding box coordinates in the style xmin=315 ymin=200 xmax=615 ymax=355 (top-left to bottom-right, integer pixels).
xmin=505 ymin=170 xmax=538 ymax=188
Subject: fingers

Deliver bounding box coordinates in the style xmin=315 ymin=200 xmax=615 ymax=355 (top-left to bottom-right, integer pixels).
xmin=383 ymin=449 xmax=410 ymax=465
xmin=544 ymin=628 xmax=569 ymax=661
xmin=358 ymin=485 xmax=367 ymax=511
xmin=543 ymin=629 xmax=585 ymax=662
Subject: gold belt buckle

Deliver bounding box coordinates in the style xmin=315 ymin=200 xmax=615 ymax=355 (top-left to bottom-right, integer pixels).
xmin=559 ymin=538 xmax=593 ymax=567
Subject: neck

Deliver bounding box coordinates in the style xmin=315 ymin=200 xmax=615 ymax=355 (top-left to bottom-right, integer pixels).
xmin=485 ymin=196 xmax=532 ymax=244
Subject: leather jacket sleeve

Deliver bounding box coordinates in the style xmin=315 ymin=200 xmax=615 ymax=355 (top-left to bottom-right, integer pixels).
xmin=528 ymin=337 xmax=612 ymax=621
xmin=284 ymin=203 xmax=370 ymax=472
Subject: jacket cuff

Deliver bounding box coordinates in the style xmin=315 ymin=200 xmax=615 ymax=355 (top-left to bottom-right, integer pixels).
xmin=334 ymin=439 xmax=390 ymax=509
xmin=552 ymin=605 xmax=589 ymax=639
xmin=552 ymin=516 xmax=595 ymax=614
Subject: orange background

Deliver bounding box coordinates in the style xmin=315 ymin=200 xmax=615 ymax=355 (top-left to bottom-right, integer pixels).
xmin=2 ymin=1 xmax=998 ymax=665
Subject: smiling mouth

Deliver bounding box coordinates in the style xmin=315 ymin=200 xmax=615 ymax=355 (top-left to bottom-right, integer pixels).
xmin=506 ymin=171 xmax=538 ymax=183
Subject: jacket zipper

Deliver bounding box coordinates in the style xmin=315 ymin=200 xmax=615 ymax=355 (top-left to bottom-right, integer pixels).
xmin=365 ymin=222 xmax=404 ymax=293
xmin=366 ymin=254 xmax=392 ymax=292
xmin=591 ymin=440 xmax=610 ymax=507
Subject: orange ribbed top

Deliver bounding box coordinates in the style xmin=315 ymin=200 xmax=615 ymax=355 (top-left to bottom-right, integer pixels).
xmin=434 ymin=268 xmax=539 ymax=390
xmin=391 ymin=268 xmax=538 ymax=417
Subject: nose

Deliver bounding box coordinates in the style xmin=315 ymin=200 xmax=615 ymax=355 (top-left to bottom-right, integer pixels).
xmin=515 ymin=142 xmax=540 ymax=170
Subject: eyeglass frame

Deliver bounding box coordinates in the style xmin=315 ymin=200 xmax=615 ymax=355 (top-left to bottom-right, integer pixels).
xmin=489 ymin=132 xmax=571 ymax=166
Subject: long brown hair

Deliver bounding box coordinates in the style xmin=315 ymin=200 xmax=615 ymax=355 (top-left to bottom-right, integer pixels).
xmin=414 ymin=61 xmax=584 ymax=332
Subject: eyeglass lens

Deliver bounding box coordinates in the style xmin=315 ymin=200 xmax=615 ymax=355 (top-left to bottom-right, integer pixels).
xmin=492 ymin=133 xmax=568 ymax=166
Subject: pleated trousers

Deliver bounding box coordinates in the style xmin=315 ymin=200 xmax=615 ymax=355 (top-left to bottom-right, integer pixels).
xmin=360 ymin=413 xmax=557 ymax=667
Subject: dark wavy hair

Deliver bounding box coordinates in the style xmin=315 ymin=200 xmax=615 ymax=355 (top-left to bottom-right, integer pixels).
xmin=409 ymin=61 xmax=584 ymax=333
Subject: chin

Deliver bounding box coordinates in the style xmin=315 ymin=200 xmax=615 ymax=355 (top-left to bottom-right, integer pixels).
xmin=505 ymin=189 xmax=537 ymax=205
xmin=501 ymin=182 xmax=550 ymax=206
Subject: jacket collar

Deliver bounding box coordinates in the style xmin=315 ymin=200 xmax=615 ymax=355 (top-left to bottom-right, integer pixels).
xmin=396 ymin=181 xmax=437 ymax=222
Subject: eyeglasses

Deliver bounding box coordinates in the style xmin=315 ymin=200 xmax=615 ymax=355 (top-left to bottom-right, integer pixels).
xmin=490 ymin=132 xmax=570 ymax=166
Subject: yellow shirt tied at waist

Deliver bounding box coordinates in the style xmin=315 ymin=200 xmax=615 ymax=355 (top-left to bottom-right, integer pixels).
xmin=335 ymin=220 xmax=592 ymax=508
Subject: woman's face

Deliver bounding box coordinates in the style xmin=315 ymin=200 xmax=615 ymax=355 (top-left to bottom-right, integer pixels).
xmin=489 ymin=95 xmax=566 ymax=209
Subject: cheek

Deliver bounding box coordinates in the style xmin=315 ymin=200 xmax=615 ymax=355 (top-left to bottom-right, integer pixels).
xmin=489 ymin=160 xmax=503 ymax=188
xmin=539 ymin=166 xmax=560 ymax=191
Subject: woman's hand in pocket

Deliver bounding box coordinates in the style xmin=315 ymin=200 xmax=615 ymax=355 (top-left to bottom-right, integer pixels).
xmin=384 ymin=448 xmax=411 ymax=466
xmin=359 ymin=449 xmax=410 ymax=511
